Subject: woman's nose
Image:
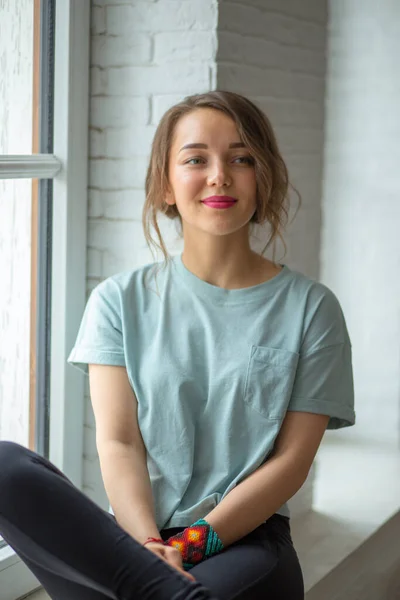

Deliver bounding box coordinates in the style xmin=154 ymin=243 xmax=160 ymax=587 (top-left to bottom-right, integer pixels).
xmin=207 ymin=163 xmax=231 ymax=187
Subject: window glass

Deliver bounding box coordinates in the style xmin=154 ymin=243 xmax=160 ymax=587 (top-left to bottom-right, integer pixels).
xmin=0 ymin=0 xmax=34 ymax=155
xmin=0 ymin=178 xmax=35 ymax=448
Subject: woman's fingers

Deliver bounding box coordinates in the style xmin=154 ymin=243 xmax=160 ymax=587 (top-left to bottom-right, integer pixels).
xmin=164 ymin=546 xmax=196 ymax=581
xmin=145 ymin=543 xmax=195 ymax=581
xmin=163 ymin=546 xmax=182 ymax=566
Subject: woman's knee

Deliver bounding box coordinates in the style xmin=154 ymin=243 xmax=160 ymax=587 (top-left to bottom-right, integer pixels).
xmin=0 ymin=441 xmax=34 ymax=489
xmin=0 ymin=439 xmax=29 ymax=460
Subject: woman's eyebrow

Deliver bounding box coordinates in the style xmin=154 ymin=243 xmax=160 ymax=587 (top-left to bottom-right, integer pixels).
xmin=179 ymin=142 xmax=245 ymax=153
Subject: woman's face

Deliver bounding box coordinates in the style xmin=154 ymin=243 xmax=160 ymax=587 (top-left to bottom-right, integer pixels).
xmin=165 ymin=108 xmax=258 ymax=239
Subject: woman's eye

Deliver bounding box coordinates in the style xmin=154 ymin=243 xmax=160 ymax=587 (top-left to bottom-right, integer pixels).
xmin=184 ymin=156 xmax=254 ymax=166
xmin=186 ymin=157 xmax=204 ymax=165
xmin=234 ymin=156 xmax=254 ymax=165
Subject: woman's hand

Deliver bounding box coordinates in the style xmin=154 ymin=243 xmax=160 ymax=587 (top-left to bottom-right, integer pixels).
xmin=144 ymin=542 xmax=196 ymax=582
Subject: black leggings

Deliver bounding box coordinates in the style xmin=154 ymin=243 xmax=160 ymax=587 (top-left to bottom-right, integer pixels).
xmin=0 ymin=441 xmax=304 ymax=599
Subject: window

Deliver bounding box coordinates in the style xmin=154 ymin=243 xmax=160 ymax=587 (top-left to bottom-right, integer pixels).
xmin=0 ymin=1 xmax=90 ymax=597
xmin=0 ymin=0 xmax=54 ymax=454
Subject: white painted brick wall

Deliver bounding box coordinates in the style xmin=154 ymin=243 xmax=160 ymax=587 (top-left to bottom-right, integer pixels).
xmin=83 ymin=0 xmax=327 ymax=518
xmin=321 ymin=0 xmax=400 ymax=445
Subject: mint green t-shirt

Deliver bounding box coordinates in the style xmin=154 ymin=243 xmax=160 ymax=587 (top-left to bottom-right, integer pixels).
xmin=67 ymin=254 xmax=355 ymax=529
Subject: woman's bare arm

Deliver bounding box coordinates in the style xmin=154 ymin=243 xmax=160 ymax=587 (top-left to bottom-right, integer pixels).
xmin=204 ymin=411 xmax=330 ymax=546
xmin=88 ymin=364 xmax=160 ymax=544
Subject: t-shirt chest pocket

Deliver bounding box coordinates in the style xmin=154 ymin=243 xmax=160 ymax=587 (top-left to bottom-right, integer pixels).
xmin=243 ymin=345 xmax=299 ymax=420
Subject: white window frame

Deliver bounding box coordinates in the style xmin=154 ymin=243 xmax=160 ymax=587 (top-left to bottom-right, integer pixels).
xmin=0 ymin=2 xmax=90 ymax=598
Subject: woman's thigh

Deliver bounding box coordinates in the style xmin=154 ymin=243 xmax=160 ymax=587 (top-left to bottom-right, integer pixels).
xmin=189 ymin=515 xmax=304 ymax=600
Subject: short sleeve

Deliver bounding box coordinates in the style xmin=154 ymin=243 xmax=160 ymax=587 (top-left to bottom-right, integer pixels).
xmin=67 ymin=280 xmax=126 ymax=375
xmin=287 ymin=286 xmax=355 ymax=429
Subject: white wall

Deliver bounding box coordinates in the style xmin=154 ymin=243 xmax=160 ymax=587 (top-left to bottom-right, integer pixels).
xmin=83 ymin=0 xmax=328 ymax=517
xmin=321 ymin=0 xmax=400 ymax=446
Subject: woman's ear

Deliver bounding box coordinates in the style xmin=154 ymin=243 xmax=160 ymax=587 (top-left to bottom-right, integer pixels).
xmin=164 ymin=187 xmax=176 ymax=206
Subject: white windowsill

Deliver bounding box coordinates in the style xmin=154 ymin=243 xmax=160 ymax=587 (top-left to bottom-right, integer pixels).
xmin=0 ymin=545 xmax=42 ymax=600
xmin=291 ymin=429 xmax=400 ymax=592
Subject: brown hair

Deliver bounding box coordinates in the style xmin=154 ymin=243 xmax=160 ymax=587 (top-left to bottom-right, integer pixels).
xmin=142 ymin=90 xmax=301 ymax=289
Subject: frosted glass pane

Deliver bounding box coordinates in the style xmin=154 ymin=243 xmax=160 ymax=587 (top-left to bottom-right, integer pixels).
xmin=0 ymin=178 xmax=32 ymax=447
xmin=0 ymin=0 xmax=34 ymax=154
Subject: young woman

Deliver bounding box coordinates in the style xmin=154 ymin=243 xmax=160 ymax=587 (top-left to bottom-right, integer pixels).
xmin=0 ymin=90 xmax=355 ymax=600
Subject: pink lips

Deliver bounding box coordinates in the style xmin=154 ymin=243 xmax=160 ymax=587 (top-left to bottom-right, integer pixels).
xmin=201 ymin=195 xmax=238 ymax=209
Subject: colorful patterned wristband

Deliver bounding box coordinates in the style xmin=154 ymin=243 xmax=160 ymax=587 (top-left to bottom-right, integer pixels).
xmin=192 ymin=519 xmax=224 ymax=558
xmin=166 ymin=518 xmax=224 ymax=569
